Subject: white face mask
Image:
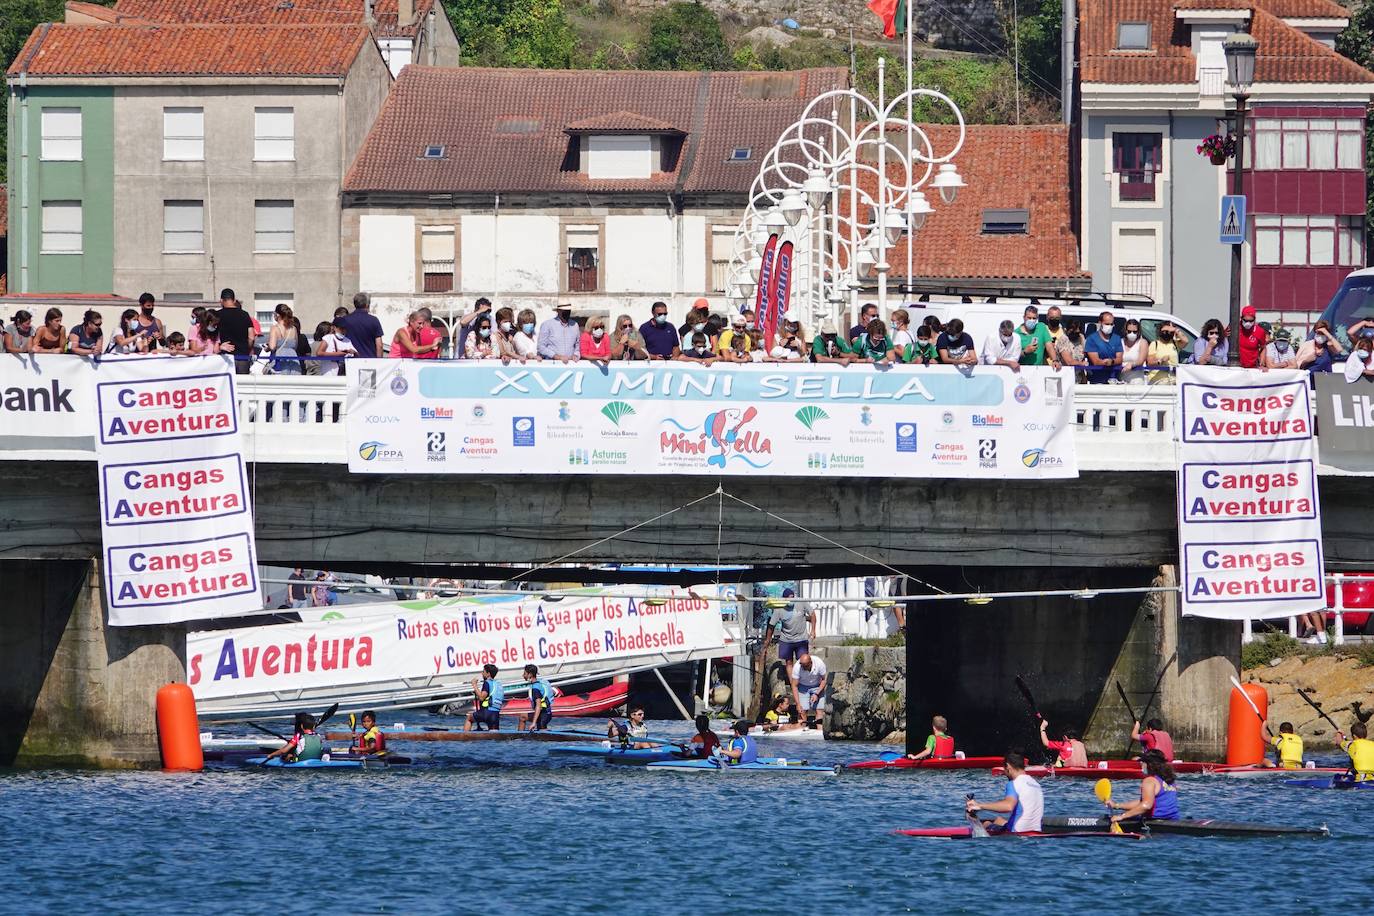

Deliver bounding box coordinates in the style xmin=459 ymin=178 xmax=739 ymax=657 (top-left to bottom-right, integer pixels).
xmin=591 ymin=328 xmax=604 ymax=339
xmin=1001 ymin=334 xmax=1013 ymax=345
xmin=1126 ymin=331 xmax=1138 ymax=342
xmin=1100 ymin=323 xmax=1114 ymax=336
xmin=500 ymin=321 xmax=512 ymax=333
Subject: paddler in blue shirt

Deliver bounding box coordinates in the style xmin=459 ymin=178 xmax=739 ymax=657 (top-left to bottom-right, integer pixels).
xmin=521 ymin=664 xmax=555 ymax=732
xmin=1109 ymin=750 xmax=1180 ymax=823
xmin=719 ymin=720 xmax=759 ymax=766
xmin=265 ymin=712 xmax=324 ymax=763
xmin=464 ymin=664 xmax=505 ymax=732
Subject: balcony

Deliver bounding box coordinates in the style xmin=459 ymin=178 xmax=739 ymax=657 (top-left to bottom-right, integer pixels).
xmin=1199 ymin=67 xmax=1225 ymax=98
xmin=1117 ymin=265 xmax=1156 ymax=297
xmin=1117 ymin=168 xmax=1157 ymax=201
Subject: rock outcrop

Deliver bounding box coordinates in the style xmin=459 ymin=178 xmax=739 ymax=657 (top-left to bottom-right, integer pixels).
xmin=1245 ymin=655 xmax=1374 ymax=750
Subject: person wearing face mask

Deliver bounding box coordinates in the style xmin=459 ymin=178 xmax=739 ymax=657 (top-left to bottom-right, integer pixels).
xmin=490 ymin=306 xmax=518 ymax=359
xmin=1261 ymin=328 xmax=1298 ymax=371
xmin=1044 ymin=305 xmax=1066 ymax=344
xmin=1055 ymin=318 xmax=1089 ymax=382
xmin=981 ymin=319 xmax=1022 ymax=370
xmin=131 ymin=293 xmax=165 ymax=352
xmin=889 ymin=309 xmax=916 ymax=355
xmin=717 ymin=313 xmax=752 ymax=356
xmin=1084 ymin=310 xmax=1123 ymax=383
xmin=810 ymin=319 xmax=853 ymax=365
xmin=1014 ymin=305 xmax=1058 ymax=368
xmin=1147 ymin=321 xmax=1180 ymax=384
xmin=1119 ymin=318 xmax=1148 ymax=384
xmin=1344 ymin=338 xmax=1374 ymax=383
xmin=852 ymin=318 xmax=897 ymax=364
xmin=908 ymin=325 xmax=938 ymax=365
xmin=1298 ymin=320 xmax=1341 ymax=375
xmin=537 ymin=301 xmax=581 ymax=363
xmin=464 ymin=314 xmax=500 ymax=360
xmin=453 ymin=296 xmax=492 ymax=358
xmin=1188 ymin=318 xmax=1229 ymax=366
xmin=579 ymin=315 xmax=612 ymax=362
xmin=850 ymin=302 xmax=879 ymax=341
xmin=677 ymin=331 xmax=717 ymax=364
xmin=511 ymin=308 xmax=540 ymax=362
xmin=1236 ymin=305 xmax=1268 ymax=369
xmin=639 ymin=300 xmax=681 ymax=360
xmin=678 ymin=305 xmax=713 ymax=350
xmin=610 ymin=314 xmax=649 ymax=360
xmin=936 ymin=318 xmax=977 ymax=367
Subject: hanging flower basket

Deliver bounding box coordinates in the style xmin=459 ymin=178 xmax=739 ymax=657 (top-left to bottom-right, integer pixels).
xmin=1197 ymin=133 xmax=1236 ymax=165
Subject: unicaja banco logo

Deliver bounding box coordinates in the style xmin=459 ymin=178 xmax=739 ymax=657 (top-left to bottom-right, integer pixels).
xmin=601 ymin=401 xmax=636 ymax=427
xmin=794 ymin=405 xmax=829 ymax=431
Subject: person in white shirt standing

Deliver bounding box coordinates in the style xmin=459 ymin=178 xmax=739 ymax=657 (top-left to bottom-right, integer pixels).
xmin=790 ymin=652 xmax=828 ymax=730
xmin=316 ymin=317 xmax=357 ymax=376
xmin=981 ymin=320 xmax=1022 ymax=370
xmin=966 ymin=752 xmax=1044 ymax=833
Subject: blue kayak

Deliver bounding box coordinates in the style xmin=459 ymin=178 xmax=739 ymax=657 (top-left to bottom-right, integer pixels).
xmin=645 ymin=757 xmax=838 ymax=775
xmin=1283 ymin=775 xmax=1374 ymax=790
xmin=244 ymin=755 xmax=405 ymax=769
xmin=549 ymin=744 xmax=691 ymax=764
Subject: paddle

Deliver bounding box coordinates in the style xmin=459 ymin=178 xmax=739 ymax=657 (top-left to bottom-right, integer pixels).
xmin=1094 ymin=778 xmax=1125 ymax=835
xmin=1135 ymin=651 xmax=1177 ymax=730
xmin=551 ymin=726 xmax=691 ymax=752
xmin=1115 ymin=681 xmax=1139 ymax=756
xmin=1229 ymin=675 xmax=1271 ymax=735
xmin=1015 ymin=676 xmax=1054 ymax=764
xmin=1294 ymin=686 xmax=1342 ymax=734
xmin=964 ymin=793 xmax=990 ymax=838
xmin=247 ymin=721 xmax=290 ymax=743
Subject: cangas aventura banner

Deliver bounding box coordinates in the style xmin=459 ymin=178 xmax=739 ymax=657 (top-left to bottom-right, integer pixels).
xmin=344 ymin=361 xmax=1079 ymax=478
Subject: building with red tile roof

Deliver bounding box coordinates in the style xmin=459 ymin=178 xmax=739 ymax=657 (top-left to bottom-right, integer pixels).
xmin=1072 ymin=0 xmax=1374 ymax=332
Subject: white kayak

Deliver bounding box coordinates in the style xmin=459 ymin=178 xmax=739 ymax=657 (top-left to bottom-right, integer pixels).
xmin=745 ymin=726 xmax=825 ymax=741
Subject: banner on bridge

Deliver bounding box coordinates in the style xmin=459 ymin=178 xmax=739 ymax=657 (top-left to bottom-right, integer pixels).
xmin=1175 ymin=366 xmax=1324 ymax=620
xmin=94 ymin=356 xmax=261 ymax=626
xmin=1 ymin=354 xmax=95 ymax=454
xmin=1313 ymin=373 xmax=1374 ymax=473
xmin=187 ymin=588 xmax=727 ymax=700
xmin=344 ymin=361 xmax=1078 ymax=478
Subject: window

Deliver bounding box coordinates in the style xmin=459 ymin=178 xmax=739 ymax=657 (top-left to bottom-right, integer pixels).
xmin=567 ymin=225 xmax=599 ymax=292
xmin=710 ymin=226 xmax=734 ymax=292
xmin=163 ymin=201 xmax=205 ymax=252
xmin=254 ymin=200 xmax=294 ymax=252
xmin=163 ymin=107 xmax=204 ymax=161
xmin=1255 ymin=215 xmax=1364 ymax=267
xmin=1251 ymin=118 xmax=1362 ymax=171
xmin=1115 ymin=227 xmax=1157 ymax=298
xmin=40 ymin=108 xmax=82 ymax=161
xmin=1112 ymin=133 xmax=1162 ymax=201
xmin=422 ymin=145 xmax=445 ymax=159
xmin=253 ymin=294 xmax=292 ymax=330
xmin=40 ymin=201 xmax=82 ymax=253
xmin=1116 ymin=22 xmax=1150 ymax=49
xmin=586 ymin=135 xmax=653 ymax=180
xmin=254 ymin=107 xmax=294 ymax=161
xmin=162 ymin=293 xmax=204 ymax=303
xmin=729 ymin=147 xmax=752 ymax=161
xmin=981 ymin=208 xmax=1030 ymax=234
xmin=421 ymin=227 xmax=455 ymax=292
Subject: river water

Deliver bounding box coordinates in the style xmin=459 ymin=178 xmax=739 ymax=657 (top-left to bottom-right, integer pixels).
xmin=4 ymin=717 xmax=1367 ymax=913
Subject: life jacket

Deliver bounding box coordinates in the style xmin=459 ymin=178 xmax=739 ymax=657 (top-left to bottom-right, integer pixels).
xmin=533 ymin=679 xmax=554 ymax=710
xmin=728 ymin=735 xmax=758 ymax=765
xmin=932 ymin=732 xmax=955 ymax=759
xmin=294 ymin=731 xmax=324 ymax=761
xmin=1148 ymin=775 xmax=1180 ymax=820
xmin=1274 ymin=731 xmax=1304 ymax=768
xmin=487 ymin=679 xmax=505 ymax=711
xmin=356 ymin=726 xmax=385 ymax=754
xmin=1345 ymin=737 xmax=1374 ymax=778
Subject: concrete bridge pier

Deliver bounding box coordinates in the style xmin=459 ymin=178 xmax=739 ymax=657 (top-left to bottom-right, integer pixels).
xmin=0 ymin=558 xmax=186 ymax=768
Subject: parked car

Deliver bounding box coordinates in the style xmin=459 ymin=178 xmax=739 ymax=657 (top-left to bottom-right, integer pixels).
xmin=1314 ymin=267 xmax=1374 ymax=363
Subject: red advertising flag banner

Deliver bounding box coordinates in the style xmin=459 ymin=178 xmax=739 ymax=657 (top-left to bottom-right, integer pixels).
xmin=754 ymin=233 xmax=779 ymax=316
xmin=762 ymin=240 xmax=794 ymax=350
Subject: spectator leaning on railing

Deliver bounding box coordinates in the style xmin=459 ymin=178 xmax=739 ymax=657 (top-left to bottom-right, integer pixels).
xmin=1119 ymin=318 xmax=1148 ymax=384
xmin=640 ymin=301 xmax=680 ymax=360
xmin=538 ymin=302 xmax=581 ymax=362
xmin=1190 ymin=318 xmax=1228 ymax=366
xmin=1084 ymin=311 xmax=1122 ymax=384
xmin=937 ymin=318 xmax=976 ymax=367
xmin=4 ymin=310 xmax=35 ymax=353
xmin=981 ymin=319 xmax=1021 ymax=370
xmin=1147 ymin=320 xmax=1179 ymax=384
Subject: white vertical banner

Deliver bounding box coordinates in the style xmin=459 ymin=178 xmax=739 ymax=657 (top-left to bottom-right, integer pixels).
xmin=1176 ymin=366 xmax=1324 ymax=620
xmin=94 ymin=355 xmax=260 ymax=626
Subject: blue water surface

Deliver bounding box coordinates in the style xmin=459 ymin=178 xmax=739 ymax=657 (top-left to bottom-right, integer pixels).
xmin=3 ymin=717 xmax=1367 ymax=914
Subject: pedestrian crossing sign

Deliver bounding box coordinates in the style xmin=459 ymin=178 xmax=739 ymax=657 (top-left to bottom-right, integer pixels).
xmin=1219 ymin=194 xmax=1246 ymax=244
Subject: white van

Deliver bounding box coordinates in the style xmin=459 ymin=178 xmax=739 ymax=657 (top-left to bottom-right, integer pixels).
xmin=888 ymin=291 xmax=1203 ymax=360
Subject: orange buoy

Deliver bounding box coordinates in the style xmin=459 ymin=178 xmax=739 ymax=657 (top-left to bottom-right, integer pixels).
xmin=156 ymin=682 xmax=204 ymax=771
xmin=1226 ymin=681 xmax=1269 ymax=766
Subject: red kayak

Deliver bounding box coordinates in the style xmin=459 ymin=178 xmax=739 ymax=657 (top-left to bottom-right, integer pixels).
xmin=896 ymin=826 xmax=1144 ymax=840
xmin=1011 ymin=762 xmax=1348 ymax=779
xmin=848 ymin=752 xmax=1006 ymax=771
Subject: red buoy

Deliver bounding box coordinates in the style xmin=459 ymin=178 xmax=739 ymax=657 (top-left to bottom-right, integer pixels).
xmin=156 ymin=683 xmax=203 ymax=771
xmin=1226 ymin=682 xmax=1268 ymax=766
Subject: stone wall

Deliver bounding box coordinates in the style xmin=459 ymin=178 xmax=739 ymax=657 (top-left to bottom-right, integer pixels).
xmin=755 ymin=643 xmax=905 ymax=740
xmin=1246 ymin=655 xmax=1374 ymax=752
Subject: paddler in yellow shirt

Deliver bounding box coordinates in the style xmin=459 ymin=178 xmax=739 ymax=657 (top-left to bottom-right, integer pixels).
xmin=1267 ymin=721 xmax=1304 ymax=769
xmin=1336 ymin=722 xmax=1374 ymax=780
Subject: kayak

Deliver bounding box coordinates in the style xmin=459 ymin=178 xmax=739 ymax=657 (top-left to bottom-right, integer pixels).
xmin=243 ymin=755 xmax=408 ymax=769
xmin=323 ymin=727 xmax=603 ymax=743
xmin=1039 ymin=815 xmax=1328 ymax=838
xmin=1283 ymin=775 xmax=1374 ymax=790
xmin=1019 ymin=763 xmax=1348 ymax=779
xmin=848 ymin=752 xmax=1006 ymax=771
xmin=1210 ymin=765 xmax=1348 ymax=779
xmin=645 ymin=757 xmax=839 ymax=775
xmin=744 ymin=726 xmax=824 ymax=741
xmin=549 ymin=744 xmax=692 ymax=765
xmin=896 ymin=826 xmax=1145 ymax=840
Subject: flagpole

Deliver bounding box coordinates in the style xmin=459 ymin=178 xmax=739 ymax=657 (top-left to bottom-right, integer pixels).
xmin=905 ymin=0 xmax=914 ymax=296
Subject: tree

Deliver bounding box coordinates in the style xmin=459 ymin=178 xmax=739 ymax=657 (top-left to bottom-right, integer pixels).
xmin=441 ymin=0 xmax=575 ymax=68
xmin=637 ymin=1 xmax=729 ymax=71
xmin=1011 ymin=0 xmax=1062 ymax=102
xmin=1337 ymin=3 xmax=1374 ymax=223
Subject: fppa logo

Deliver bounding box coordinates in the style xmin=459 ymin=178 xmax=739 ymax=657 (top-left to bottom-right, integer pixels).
xmin=661 ymin=406 xmax=773 ymax=468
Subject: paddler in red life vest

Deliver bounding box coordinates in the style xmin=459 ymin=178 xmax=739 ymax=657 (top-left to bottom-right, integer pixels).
xmin=1131 ymin=717 xmax=1175 ymax=761
xmin=906 ymin=715 xmax=955 ymax=760
xmin=1040 ymin=719 xmax=1088 ymax=767
xmin=1108 ymin=750 xmax=1180 ymax=823
xmin=690 ymin=714 xmax=721 ymax=759
xmin=719 ymin=720 xmax=759 ymax=766
xmin=354 ymin=710 xmax=386 ymax=756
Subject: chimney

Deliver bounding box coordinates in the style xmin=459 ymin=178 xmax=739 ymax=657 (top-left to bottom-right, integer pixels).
xmin=398 ymin=0 xmax=414 ymax=27
xmin=363 ymin=0 xmax=375 ymax=27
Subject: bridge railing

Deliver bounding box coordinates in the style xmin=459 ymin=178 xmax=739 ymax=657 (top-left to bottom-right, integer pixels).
xmin=233 ymin=376 xmax=1183 ymax=470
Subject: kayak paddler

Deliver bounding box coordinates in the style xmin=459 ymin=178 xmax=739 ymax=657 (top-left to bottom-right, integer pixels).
xmin=354 ymin=710 xmax=387 ymax=755
xmin=1336 ymin=722 xmax=1374 ymax=780
xmin=761 ymin=695 xmax=801 ymax=732
xmin=521 ymin=664 xmax=555 ymax=732
xmin=719 ymin=720 xmax=759 ymax=766
xmin=1131 ymin=717 xmax=1175 ymax=760
xmin=607 ymin=705 xmax=654 ymax=749
xmin=265 ymin=712 xmax=325 ymax=763
xmin=965 ymin=751 xmax=1043 ymax=833
xmin=1108 ymin=749 xmax=1180 ymax=823
xmin=1262 ymin=720 xmax=1304 ymax=769
xmin=906 ymin=715 xmax=955 ymax=761
xmin=1040 ymin=719 xmax=1088 ymax=767
xmin=690 ymin=714 xmax=721 ymax=758
xmin=464 ymin=663 xmax=505 ymax=732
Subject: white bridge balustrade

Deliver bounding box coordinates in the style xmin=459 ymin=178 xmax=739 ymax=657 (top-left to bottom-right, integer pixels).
xmin=233 ymin=376 xmax=1185 ymax=470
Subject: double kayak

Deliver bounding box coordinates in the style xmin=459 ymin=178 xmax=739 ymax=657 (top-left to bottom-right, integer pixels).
xmin=646 ymin=757 xmax=839 ymax=775
xmin=897 ymin=826 xmax=1145 ymax=840
xmin=243 ymin=754 xmax=410 ymax=769
xmin=549 ymin=743 xmax=693 ymax=765
xmin=1283 ymin=775 xmax=1374 ymax=790
xmin=900 ymin=816 xmax=1327 ymax=839
xmin=848 ymin=752 xmax=1006 ymax=771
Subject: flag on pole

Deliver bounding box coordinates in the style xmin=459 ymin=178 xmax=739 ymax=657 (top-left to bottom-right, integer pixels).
xmin=867 ymin=0 xmax=907 ymax=39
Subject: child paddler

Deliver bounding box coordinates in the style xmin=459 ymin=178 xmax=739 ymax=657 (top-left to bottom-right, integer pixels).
xmin=1336 ymin=722 xmax=1374 ymax=780
xmin=1040 ymin=719 xmax=1088 ymax=767
xmin=464 ymin=664 xmax=505 ymax=732
xmin=265 ymin=712 xmax=325 ymax=763
xmin=906 ymin=715 xmax=955 ymax=761
xmin=521 ymin=664 xmax=555 ymax=732
xmin=719 ymin=720 xmax=759 ymax=766
xmin=689 ymin=714 xmax=721 ymax=759
xmin=354 ymin=710 xmax=387 ymax=755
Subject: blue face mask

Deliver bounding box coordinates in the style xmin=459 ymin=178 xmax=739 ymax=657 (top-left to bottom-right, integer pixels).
xmin=522 ymin=323 xmax=534 ymax=334
xmin=1024 ymin=318 xmax=1038 ymax=330
xmin=479 ymin=328 xmax=491 ymax=339
xmin=654 ymin=314 xmax=667 ymax=325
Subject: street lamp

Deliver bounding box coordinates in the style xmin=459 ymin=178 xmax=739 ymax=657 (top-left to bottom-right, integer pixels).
xmin=1224 ymin=31 xmax=1257 ymax=367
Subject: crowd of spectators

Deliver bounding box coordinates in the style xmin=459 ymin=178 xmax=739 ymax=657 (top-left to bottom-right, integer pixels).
xmin=5 ymin=292 xmax=1373 ymax=384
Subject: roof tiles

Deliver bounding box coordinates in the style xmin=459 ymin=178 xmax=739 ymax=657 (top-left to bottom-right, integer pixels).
xmin=111 ymin=0 xmax=439 ymax=38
